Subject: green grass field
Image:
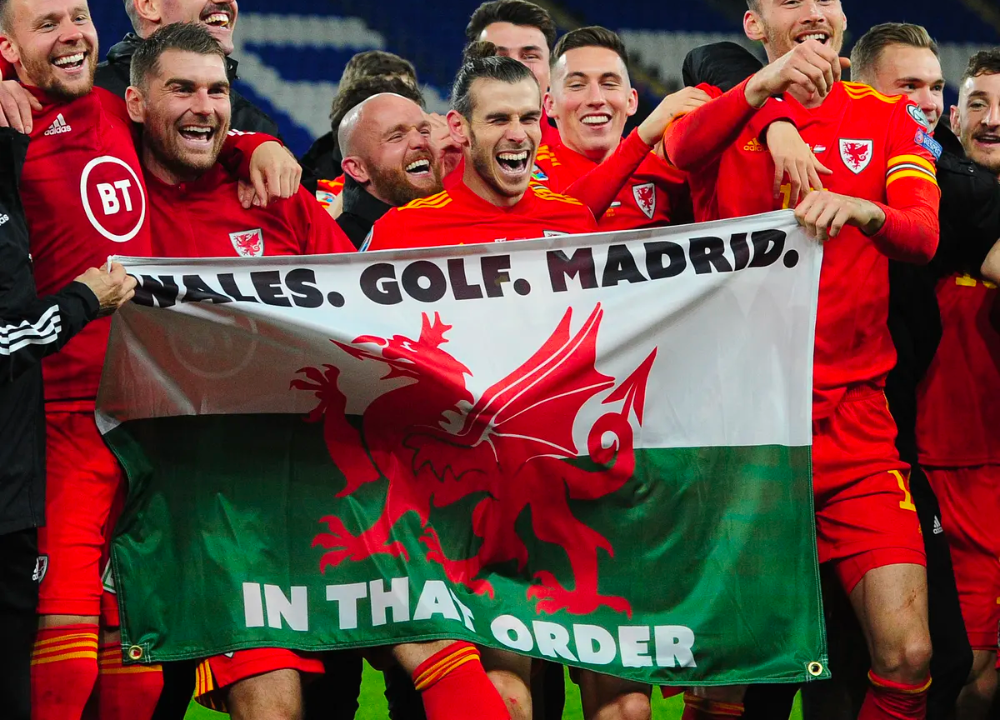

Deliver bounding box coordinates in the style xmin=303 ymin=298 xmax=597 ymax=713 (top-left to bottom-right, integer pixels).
xmin=184 ymin=663 xmax=803 ymax=719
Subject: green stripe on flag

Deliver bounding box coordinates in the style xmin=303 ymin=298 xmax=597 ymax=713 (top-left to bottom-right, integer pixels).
xmin=107 ymin=414 xmax=825 ymax=686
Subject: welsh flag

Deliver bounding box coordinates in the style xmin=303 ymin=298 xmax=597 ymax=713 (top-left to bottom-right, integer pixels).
xmin=98 ymin=210 xmax=828 ymax=686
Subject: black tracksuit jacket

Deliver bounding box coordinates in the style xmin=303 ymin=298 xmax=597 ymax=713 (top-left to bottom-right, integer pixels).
xmin=0 ymin=129 xmax=99 ymax=534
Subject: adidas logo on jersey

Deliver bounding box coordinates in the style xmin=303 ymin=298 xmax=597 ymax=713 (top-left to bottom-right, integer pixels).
xmin=0 ymin=213 xmax=8 ymax=226
xmin=44 ymin=113 xmax=72 ymax=136
xmin=932 ymin=516 xmax=943 ymax=535
xmin=743 ymin=137 xmax=765 ymax=152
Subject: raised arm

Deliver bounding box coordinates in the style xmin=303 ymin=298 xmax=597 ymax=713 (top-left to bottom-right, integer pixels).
xmin=565 ymin=87 xmax=710 ymax=218
xmin=667 ymin=40 xmax=847 ymax=171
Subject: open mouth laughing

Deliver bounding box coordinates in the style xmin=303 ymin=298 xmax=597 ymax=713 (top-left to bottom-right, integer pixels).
xmin=178 ymin=124 xmax=219 ymax=146
xmin=795 ymin=31 xmax=831 ymax=45
xmin=201 ymin=5 xmax=234 ymax=30
xmin=404 ymin=157 xmax=433 ymax=178
xmin=496 ymin=149 xmax=530 ymax=176
xmin=51 ymin=51 xmax=88 ymax=73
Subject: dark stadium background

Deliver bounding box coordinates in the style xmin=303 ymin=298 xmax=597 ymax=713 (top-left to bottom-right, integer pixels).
xmin=90 ymin=0 xmax=1000 ymax=158
xmin=84 ymin=2 xmax=999 ymax=718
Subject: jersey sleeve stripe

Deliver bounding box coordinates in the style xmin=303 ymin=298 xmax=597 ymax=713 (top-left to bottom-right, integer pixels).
xmin=886 ymin=169 xmax=939 ymax=188
xmin=888 ymin=154 xmax=935 ymax=173
xmin=400 ymin=198 xmax=452 ymax=211
xmin=843 ymin=83 xmax=901 ymax=103
xmin=887 ymin=163 xmax=937 ymax=176
xmin=399 ymin=192 xmax=452 ymax=211
xmin=531 ymin=186 xmax=584 ymax=206
xmin=530 ymin=185 xmax=583 ymax=207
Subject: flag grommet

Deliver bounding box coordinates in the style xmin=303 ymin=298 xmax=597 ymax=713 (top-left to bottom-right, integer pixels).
xmin=807 ymin=661 xmax=824 ymax=677
xmin=128 ymin=645 xmax=144 ymax=661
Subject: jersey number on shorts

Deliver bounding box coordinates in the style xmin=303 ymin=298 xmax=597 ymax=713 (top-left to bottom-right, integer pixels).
xmin=889 ymin=470 xmax=917 ymax=512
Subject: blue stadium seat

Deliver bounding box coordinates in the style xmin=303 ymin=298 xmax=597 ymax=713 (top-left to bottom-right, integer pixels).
xmin=92 ymin=2 xmax=1000 ymax=157
xmin=92 ymin=1 xmax=451 ymax=157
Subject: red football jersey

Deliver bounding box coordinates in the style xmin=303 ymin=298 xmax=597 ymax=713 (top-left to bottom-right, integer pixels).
xmin=667 ymin=80 xmax=940 ymax=418
xmin=533 ymin=129 xmax=692 ymax=230
xmin=365 ymin=180 xmax=597 ymax=251
xmin=22 ymin=86 xmax=275 ymax=410
xmin=916 ymin=275 xmax=1000 ymax=467
xmin=146 ymin=163 xmax=354 ymax=258
xmin=315 ymin=176 xmax=345 ymax=207
xmin=23 ymin=87 xmax=151 ymax=411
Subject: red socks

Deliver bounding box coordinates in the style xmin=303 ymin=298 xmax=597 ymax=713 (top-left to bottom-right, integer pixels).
xmin=31 ymin=624 xmax=99 ymax=720
xmin=682 ymin=692 xmax=745 ymax=718
xmin=94 ymin=642 xmax=163 ymax=720
xmin=412 ymin=641 xmax=510 ymax=720
xmin=858 ymin=671 xmax=931 ymax=720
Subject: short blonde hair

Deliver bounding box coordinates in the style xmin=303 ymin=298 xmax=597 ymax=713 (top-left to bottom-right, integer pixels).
xmin=850 ymin=23 xmax=939 ymax=85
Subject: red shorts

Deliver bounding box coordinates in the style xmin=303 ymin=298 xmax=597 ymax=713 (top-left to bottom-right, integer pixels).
xmin=812 ymin=388 xmax=925 ymax=594
xmin=38 ymin=412 xmax=126 ymax=618
xmin=194 ymin=649 xmax=325 ymax=711
xmin=925 ymin=465 xmax=1000 ymax=650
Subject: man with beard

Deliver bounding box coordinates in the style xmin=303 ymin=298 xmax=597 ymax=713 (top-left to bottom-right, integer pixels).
xmin=915 ymin=50 xmax=1000 ymax=719
xmin=336 ymin=92 xmax=445 ymax=247
xmin=311 ymin=75 xmax=430 ymax=216
xmin=97 ymin=0 xmax=278 ymax=136
xmin=678 ymin=24 xmax=1000 ymax=720
xmin=364 ymin=56 xmax=595 ymax=720
xmin=0 ymin=124 xmax=136 ymax=720
xmin=664 ymin=1 xmax=941 ymax=718
xmin=297 ymin=92 xmax=469 ymax=720
xmin=0 ymin=3 xmax=162 ymax=717
xmin=0 ymin=3 xmax=296 ymax=718
xmin=129 ymin=24 xmax=351 ymax=259
xmin=124 ymin=24 xmax=353 ymax=720
xmin=302 ymin=50 xmax=420 ymax=196
xmin=367 ymin=56 xmax=596 ymax=252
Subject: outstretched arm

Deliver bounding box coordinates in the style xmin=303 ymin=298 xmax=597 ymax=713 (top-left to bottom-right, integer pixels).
xmin=1 ymin=265 xmax=136 ymax=384
xmin=667 ymin=40 xmax=848 ymax=171
xmin=664 ymin=78 xmax=755 ymax=171
xmin=565 ymin=87 xmax=710 ymax=218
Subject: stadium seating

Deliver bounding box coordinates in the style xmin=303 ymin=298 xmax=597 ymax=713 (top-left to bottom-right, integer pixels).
xmin=93 ymin=1 xmax=1000 ymax=158
xmin=92 ymin=1 xmax=451 ymax=157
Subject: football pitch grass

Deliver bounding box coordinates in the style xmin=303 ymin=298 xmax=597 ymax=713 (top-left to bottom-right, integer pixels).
xmin=184 ymin=663 xmax=804 ymax=719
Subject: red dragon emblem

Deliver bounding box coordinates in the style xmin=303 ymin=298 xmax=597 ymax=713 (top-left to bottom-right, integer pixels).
xmin=632 ymin=183 xmax=656 ymax=220
xmin=839 ymin=139 xmax=873 ymax=174
xmin=292 ymin=305 xmax=656 ymax=616
xmin=229 ymin=229 xmax=264 ymax=257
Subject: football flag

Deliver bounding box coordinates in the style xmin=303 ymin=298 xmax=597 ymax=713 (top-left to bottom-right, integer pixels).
xmin=98 ymin=210 xmax=828 ymax=686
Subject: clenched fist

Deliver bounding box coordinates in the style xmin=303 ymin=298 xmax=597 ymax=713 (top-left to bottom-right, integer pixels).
xmin=745 ymin=40 xmax=850 ymax=108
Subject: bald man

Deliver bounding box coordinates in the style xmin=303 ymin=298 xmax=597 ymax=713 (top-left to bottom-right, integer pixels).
xmin=336 ymin=93 xmax=446 ymax=246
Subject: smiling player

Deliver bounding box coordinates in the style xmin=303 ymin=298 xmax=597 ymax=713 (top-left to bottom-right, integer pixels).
xmin=665 ymin=1 xmax=941 ymax=718
xmin=535 ymin=26 xmax=709 ymax=230
xmin=366 ymin=55 xmax=596 ymax=252
xmin=125 ymin=22 xmax=353 ymax=720
xmin=97 ymin=0 xmax=279 ymax=136
xmin=364 ymin=58 xmax=597 ymax=720
xmin=0 ymin=2 xmax=293 ymax=716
